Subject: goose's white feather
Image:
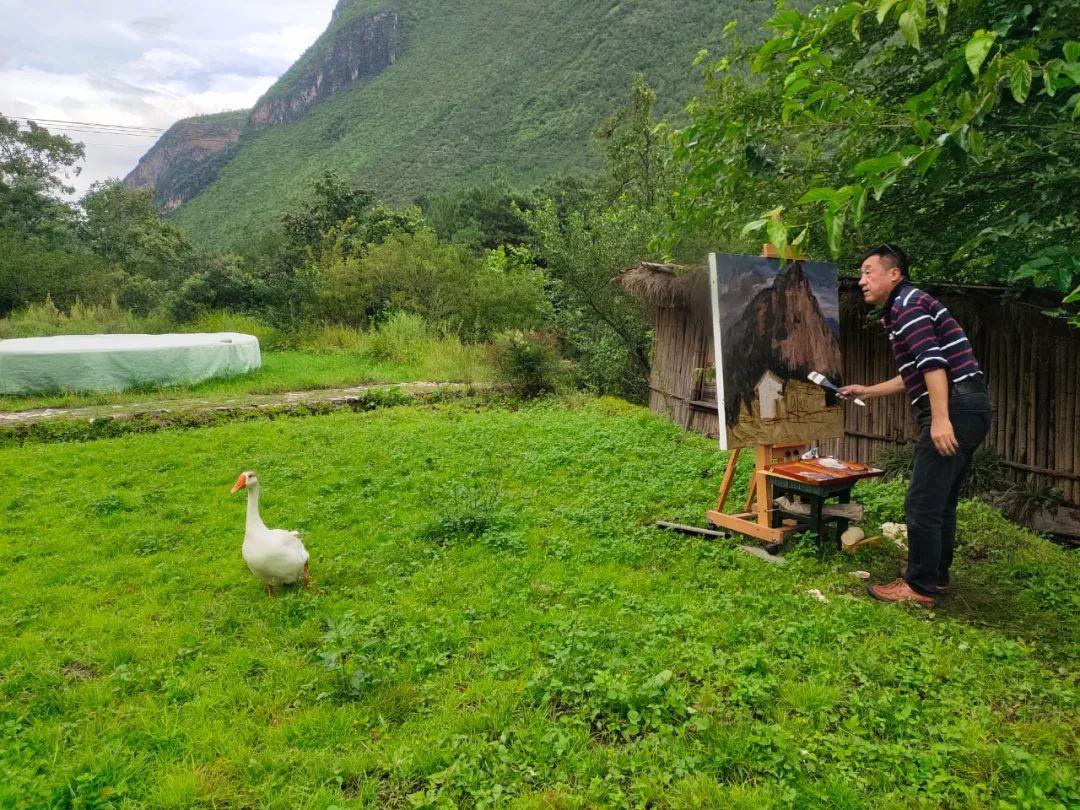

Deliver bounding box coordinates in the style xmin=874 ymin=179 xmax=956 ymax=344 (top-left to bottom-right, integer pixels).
xmin=236 ymin=473 xmax=309 ymax=587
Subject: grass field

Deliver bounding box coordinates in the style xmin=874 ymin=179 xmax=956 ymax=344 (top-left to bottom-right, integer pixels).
xmin=0 ymin=347 xmax=491 ymax=414
xmin=1 ymin=399 xmax=1077 ymax=807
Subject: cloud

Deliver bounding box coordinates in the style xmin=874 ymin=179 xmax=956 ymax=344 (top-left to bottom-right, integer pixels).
xmin=0 ymin=1 xmax=334 ymax=197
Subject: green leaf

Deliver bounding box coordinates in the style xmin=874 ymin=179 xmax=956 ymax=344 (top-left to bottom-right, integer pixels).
xmin=915 ymin=146 xmax=941 ymax=175
xmin=1061 ymin=62 xmax=1080 ymax=85
xmin=965 ymin=31 xmax=996 ymax=77
xmin=933 ymin=0 xmax=948 ymax=33
xmin=853 ymin=152 xmax=904 ymax=176
xmin=1065 ymin=41 xmax=1080 ymax=63
xmin=912 ymin=119 xmax=933 ymax=142
xmin=966 ymin=130 xmax=984 ymax=158
xmin=850 ymin=185 xmax=868 ymax=225
xmin=766 ymin=218 xmax=788 ymax=257
xmin=824 ymin=208 xmax=845 ymax=257
xmin=797 ymin=187 xmax=841 ymax=205
xmin=876 ymin=0 xmax=901 ymax=24
xmin=899 ymin=11 xmax=920 ymax=49
xmin=1009 ymin=61 xmax=1032 ymax=103
xmin=851 ymin=12 xmax=862 ymax=41
xmin=871 ymin=170 xmax=901 ymax=200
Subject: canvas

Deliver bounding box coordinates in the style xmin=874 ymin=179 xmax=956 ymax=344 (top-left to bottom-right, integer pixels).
xmin=708 ymin=253 xmax=843 ymax=451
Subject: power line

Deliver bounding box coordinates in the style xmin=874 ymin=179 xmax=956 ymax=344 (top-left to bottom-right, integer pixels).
xmin=7 ymin=116 xmax=166 ymax=136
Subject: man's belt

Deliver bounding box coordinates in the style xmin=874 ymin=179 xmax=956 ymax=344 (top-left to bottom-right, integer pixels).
xmin=913 ymin=376 xmax=986 ymax=413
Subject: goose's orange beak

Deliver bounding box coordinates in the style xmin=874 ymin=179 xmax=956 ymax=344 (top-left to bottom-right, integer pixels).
xmin=230 ymin=474 xmax=247 ymax=494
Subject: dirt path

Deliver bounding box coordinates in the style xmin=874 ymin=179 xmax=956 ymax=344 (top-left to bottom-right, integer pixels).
xmin=0 ymin=381 xmax=490 ymax=427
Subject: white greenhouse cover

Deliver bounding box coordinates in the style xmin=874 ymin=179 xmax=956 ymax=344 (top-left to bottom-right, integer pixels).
xmin=0 ymin=332 xmax=261 ymax=395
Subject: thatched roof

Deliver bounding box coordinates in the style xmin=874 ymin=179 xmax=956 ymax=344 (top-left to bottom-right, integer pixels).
xmin=617 ymin=262 xmax=710 ymax=311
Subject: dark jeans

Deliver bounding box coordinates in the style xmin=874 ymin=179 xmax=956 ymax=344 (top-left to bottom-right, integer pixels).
xmin=904 ymin=385 xmax=991 ymax=596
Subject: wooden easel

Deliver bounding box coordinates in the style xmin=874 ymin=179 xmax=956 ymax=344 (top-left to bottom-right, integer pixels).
xmin=705 ymin=240 xmax=811 ymax=547
xmin=706 ymin=441 xmax=808 ymax=545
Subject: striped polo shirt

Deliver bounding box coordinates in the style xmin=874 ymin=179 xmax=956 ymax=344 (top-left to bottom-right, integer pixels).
xmin=883 ymin=281 xmax=983 ymax=405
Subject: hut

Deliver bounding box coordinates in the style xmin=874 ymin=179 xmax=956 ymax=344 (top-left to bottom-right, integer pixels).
xmin=618 ymin=262 xmax=1080 ymax=506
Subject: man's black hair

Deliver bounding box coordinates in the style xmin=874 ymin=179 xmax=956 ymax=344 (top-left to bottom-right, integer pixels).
xmin=861 ymin=243 xmax=910 ymax=277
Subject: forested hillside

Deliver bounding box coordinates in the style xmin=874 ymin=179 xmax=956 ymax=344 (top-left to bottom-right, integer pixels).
xmin=162 ymin=0 xmax=768 ymax=249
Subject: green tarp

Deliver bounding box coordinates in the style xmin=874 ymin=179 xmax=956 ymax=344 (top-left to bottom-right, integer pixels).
xmin=0 ymin=333 xmax=261 ymax=395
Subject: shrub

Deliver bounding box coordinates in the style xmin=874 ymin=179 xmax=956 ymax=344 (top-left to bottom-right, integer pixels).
xmin=182 ymin=310 xmax=288 ymax=351
xmin=295 ymin=323 xmax=370 ymax=353
xmin=961 ymin=446 xmax=1006 ymax=499
xmin=876 ymin=442 xmax=1004 ymax=499
xmin=998 ymin=479 xmax=1063 ymax=524
xmin=0 ymin=229 xmax=122 ymax=316
xmin=491 ymin=331 xmax=566 ymax=398
xmin=306 ymin=231 xmax=547 ymax=338
xmin=876 ymin=443 xmax=914 ymax=481
xmin=368 ymin=311 xmax=430 ymax=365
xmin=0 ymin=296 xmax=146 ymax=338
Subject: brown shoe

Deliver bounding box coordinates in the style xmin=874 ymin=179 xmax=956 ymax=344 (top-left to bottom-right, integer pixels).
xmin=899 ymin=566 xmax=949 ymax=594
xmin=867 ymin=578 xmax=936 ymax=606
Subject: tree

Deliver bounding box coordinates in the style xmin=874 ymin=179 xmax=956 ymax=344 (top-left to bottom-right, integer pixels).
xmin=593 ymin=73 xmax=668 ymax=208
xmin=280 ymin=171 xmax=376 ymax=252
xmin=0 ymin=115 xmax=83 ymax=244
xmin=669 ymin=1 xmax=1080 ymax=295
xmin=80 ymin=182 xmax=195 ymax=279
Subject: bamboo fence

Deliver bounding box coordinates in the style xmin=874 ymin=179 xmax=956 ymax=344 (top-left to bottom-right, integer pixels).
xmin=623 ymin=266 xmax=1080 ymax=504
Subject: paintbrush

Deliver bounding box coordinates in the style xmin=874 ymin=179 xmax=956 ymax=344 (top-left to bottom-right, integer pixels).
xmin=807 ymin=371 xmax=866 ymax=406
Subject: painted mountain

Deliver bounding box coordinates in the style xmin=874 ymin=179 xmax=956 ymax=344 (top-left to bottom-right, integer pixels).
xmin=709 ymin=254 xmax=843 ymax=450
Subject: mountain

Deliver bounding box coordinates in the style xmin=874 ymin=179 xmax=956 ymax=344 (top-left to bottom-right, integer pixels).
xmin=721 ymin=264 xmax=842 ymax=427
xmin=126 ymin=0 xmax=770 ymax=249
xmin=124 ymin=110 xmax=246 ymax=213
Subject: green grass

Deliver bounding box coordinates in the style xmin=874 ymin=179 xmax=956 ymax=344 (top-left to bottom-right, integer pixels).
xmin=0 ymin=346 xmax=492 ymax=414
xmin=170 ymin=0 xmax=770 ymax=249
xmin=1 ymin=398 xmax=1077 ymax=807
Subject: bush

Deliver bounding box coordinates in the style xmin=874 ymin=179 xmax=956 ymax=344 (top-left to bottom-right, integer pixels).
xmin=307 ymin=231 xmax=547 ymax=338
xmin=368 ymin=311 xmax=430 ymax=365
xmin=0 ymin=229 xmax=122 ymax=316
xmin=0 ymin=296 xmax=148 ymax=338
xmin=295 ymin=323 xmax=369 ymax=353
xmin=998 ymin=479 xmax=1063 ymax=524
xmin=491 ymin=331 xmax=566 ymax=398
xmin=875 ymin=442 xmax=1004 ymax=499
xmin=182 ymin=310 xmax=288 ymax=351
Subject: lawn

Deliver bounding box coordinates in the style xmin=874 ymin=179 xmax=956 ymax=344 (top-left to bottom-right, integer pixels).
xmin=0 ymin=348 xmax=492 ymax=414
xmin=1 ymin=399 xmax=1076 ymax=807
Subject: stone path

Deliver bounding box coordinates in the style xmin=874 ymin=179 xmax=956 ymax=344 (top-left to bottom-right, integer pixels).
xmin=0 ymin=381 xmax=490 ymax=427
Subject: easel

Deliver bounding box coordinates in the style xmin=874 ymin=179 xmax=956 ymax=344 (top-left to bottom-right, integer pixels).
xmin=705 ymin=241 xmax=812 ymax=551
xmin=706 ymin=441 xmax=808 ymax=548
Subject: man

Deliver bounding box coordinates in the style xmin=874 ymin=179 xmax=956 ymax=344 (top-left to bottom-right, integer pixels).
xmin=842 ymin=245 xmax=991 ymax=606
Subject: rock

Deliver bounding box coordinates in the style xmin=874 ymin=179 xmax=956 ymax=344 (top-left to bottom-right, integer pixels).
xmin=840 ymin=526 xmax=865 ymax=547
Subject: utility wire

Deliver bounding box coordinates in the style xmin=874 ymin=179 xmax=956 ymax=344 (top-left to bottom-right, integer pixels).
xmin=7 ymin=116 xmax=166 ymax=136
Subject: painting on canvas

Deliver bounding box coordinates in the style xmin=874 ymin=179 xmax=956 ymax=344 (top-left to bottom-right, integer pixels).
xmin=708 ymin=253 xmax=843 ymax=450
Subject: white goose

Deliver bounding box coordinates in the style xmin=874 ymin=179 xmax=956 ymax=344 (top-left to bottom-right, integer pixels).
xmin=230 ymin=471 xmax=310 ymax=596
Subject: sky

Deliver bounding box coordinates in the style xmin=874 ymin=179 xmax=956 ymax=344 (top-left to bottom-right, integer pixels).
xmin=0 ymin=0 xmax=335 ymax=198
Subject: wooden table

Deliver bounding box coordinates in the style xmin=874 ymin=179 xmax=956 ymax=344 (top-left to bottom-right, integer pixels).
xmin=764 ymin=459 xmax=884 ymax=547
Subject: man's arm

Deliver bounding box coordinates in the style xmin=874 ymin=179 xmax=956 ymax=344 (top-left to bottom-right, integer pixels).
xmin=841 ymin=375 xmax=905 ymax=400
xmin=924 ymin=368 xmax=958 ymax=456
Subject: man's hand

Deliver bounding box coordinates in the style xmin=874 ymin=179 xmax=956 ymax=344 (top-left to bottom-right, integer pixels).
xmin=841 ymin=384 xmax=872 ymax=400
xmin=931 ymin=416 xmax=959 ymax=457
